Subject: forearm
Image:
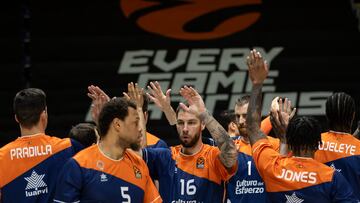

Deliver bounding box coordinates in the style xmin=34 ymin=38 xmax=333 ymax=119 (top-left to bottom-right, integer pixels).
xmin=199 ymin=111 xmax=237 ymax=168
xmin=162 ymin=105 xmax=177 ymax=126
xmin=247 ymin=83 xmax=267 ymax=146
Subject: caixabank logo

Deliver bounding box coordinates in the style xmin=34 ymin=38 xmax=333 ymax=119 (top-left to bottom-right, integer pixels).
xmin=120 ymin=0 xmax=261 ymax=40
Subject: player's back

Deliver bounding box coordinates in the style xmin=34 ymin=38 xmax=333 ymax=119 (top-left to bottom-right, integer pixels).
xmin=226 ymin=136 xmax=278 ymax=203
xmin=253 ymin=139 xmax=358 ymax=202
xmin=0 ymin=133 xmax=82 ymax=203
xmin=315 ymin=131 xmax=360 ymax=199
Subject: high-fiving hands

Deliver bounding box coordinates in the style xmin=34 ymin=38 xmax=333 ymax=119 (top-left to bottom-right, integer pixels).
xmin=246 ymin=49 xmax=269 ymax=85
xmin=179 ymin=86 xmax=206 ymax=117
xmin=270 ymin=97 xmax=296 ymax=143
xmin=87 ymin=85 xmax=111 ymax=124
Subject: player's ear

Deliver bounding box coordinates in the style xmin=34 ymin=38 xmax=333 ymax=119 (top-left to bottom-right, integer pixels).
xmin=112 ymin=118 xmax=122 ymax=132
xmin=200 ymin=121 xmax=206 ymax=131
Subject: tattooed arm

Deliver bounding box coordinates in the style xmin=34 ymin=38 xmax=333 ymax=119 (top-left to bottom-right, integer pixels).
xmin=179 ymin=86 xmax=237 ymax=168
xmin=246 ymin=49 xmax=269 ymax=146
xmin=199 ymin=110 xmax=238 ymax=168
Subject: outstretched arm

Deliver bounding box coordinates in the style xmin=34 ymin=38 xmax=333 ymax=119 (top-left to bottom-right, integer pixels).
xmin=179 ymin=86 xmax=237 ymax=168
xmin=246 ymin=49 xmax=269 ymax=146
xmin=147 ymin=81 xmax=177 ymax=125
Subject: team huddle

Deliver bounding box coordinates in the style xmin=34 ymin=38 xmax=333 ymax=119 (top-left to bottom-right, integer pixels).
xmin=0 ymin=50 xmax=359 ymax=203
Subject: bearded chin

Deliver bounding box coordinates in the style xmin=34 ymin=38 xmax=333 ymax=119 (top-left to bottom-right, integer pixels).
xmin=181 ymin=133 xmax=201 ymax=148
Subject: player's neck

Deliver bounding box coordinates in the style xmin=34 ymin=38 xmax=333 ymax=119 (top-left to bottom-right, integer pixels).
xmin=98 ymin=136 xmax=125 ymax=160
xmin=295 ymin=150 xmax=314 ymax=158
xmin=241 ymin=136 xmax=250 ymax=144
xmin=182 ymin=142 xmax=203 ymax=155
xmin=20 ymin=124 xmax=45 ymax=137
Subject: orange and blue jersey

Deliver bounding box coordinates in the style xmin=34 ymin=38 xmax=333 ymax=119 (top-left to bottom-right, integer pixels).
xmin=143 ymin=144 xmax=237 ymax=203
xmin=146 ymin=132 xmax=168 ymax=148
xmin=315 ymin=131 xmax=360 ymax=200
xmin=226 ymin=135 xmax=279 ymax=203
xmin=54 ymin=144 xmax=161 ymax=203
xmin=252 ymin=138 xmax=358 ymax=202
xmin=0 ymin=133 xmax=83 ymax=203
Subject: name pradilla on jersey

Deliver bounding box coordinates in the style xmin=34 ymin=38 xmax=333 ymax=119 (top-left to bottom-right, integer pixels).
xmin=10 ymin=145 xmax=52 ymax=160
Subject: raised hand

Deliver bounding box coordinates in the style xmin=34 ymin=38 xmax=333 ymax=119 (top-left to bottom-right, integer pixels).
xmin=123 ymin=82 xmax=144 ymax=109
xmin=179 ymin=86 xmax=206 ymax=117
xmin=180 ymin=86 xmax=237 ymax=168
xmin=147 ymin=81 xmax=171 ymax=111
xmin=270 ymin=97 xmax=296 ymax=142
xmin=87 ymin=85 xmax=111 ymax=124
xmin=87 ymin=85 xmax=111 ymax=102
xmin=147 ymin=81 xmax=177 ymax=125
xmin=246 ymin=49 xmax=269 ymax=85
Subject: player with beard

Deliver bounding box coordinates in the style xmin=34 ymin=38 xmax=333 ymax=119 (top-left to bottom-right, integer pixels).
xmin=54 ymin=97 xmax=161 ymax=203
xmin=141 ymin=81 xmax=237 ymax=203
xmin=148 ymin=83 xmax=286 ymax=203
xmin=226 ymin=95 xmax=290 ymax=203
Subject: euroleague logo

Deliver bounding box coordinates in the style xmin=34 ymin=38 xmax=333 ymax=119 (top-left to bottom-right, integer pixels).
xmin=120 ymin=0 xmax=261 ymax=40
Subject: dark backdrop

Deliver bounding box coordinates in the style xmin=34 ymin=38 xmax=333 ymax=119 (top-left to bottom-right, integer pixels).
xmin=1 ymin=0 xmax=360 ymax=146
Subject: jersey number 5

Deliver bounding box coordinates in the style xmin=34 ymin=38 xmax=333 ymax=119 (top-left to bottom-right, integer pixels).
xmin=121 ymin=187 xmax=131 ymax=203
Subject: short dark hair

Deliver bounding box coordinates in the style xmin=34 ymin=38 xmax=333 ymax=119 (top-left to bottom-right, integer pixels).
xmin=69 ymin=123 xmax=97 ymax=147
xmin=13 ymin=88 xmax=47 ymax=128
xmin=235 ymin=95 xmax=250 ymax=107
xmin=217 ymin=110 xmax=236 ymax=130
xmin=98 ymin=97 xmax=137 ymax=137
xmin=286 ymin=116 xmax=321 ymax=154
xmin=326 ymin=92 xmax=355 ymax=132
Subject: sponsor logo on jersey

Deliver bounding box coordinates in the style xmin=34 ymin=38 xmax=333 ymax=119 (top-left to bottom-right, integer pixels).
xmin=133 ymin=166 xmax=142 ymax=179
xmin=24 ymin=170 xmax=48 ymax=197
xmin=97 ymin=160 xmax=105 ymax=170
xmin=330 ymin=163 xmax=342 ymax=173
xmin=196 ymin=157 xmax=205 ymax=169
xmin=100 ymin=173 xmax=108 ymax=182
xmin=285 ymin=192 xmax=304 ymax=203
